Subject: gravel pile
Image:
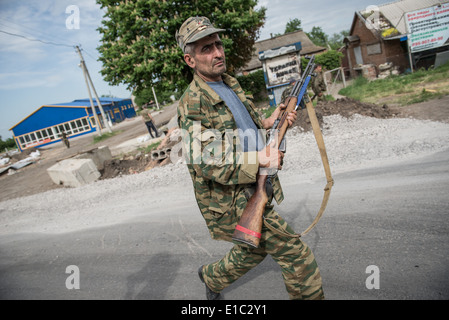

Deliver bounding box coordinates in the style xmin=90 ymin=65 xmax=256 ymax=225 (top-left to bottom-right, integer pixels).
xmin=283 ymin=114 xmax=449 ymax=175
xmin=1 ymin=114 xmax=448 ymax=235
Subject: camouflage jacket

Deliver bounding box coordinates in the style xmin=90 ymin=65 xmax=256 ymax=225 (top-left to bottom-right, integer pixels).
xmin=312 ymin=72 xmax=326 ymax=95
xmin=177 ymin=73 xmax=284 ymax=241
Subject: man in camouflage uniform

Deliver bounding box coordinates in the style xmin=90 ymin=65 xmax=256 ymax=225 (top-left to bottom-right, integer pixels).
xmin=176 ymin=16 xmax=324 ymax=300
xmin=312 ymin=64 xmax=326 ymax=102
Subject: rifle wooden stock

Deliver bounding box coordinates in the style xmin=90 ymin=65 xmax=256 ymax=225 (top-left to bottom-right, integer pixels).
xmin=232 ymin=172 xmax=268 ymax=247
xmin=276 ymin=95 xmax=298 ymax=140
xmin=232 ymin=96 xmax=298 ymax=248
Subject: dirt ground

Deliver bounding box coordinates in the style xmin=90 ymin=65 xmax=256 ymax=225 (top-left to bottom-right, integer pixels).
xmin=1 ymin=95 xmax=448 ymax=202
xmin=294 ymin=95 xmax=449 ymax=131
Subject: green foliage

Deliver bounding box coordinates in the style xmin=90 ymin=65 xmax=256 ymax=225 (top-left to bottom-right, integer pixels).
xmin=285 ymin=18 xmax=302 ymax=33
xmin=338 ymin=61 xmax=449 ymax=105
xmin=93 ymin=130 xmax=121 ymax=144
xmin=327 ymin=30 xmax=349 ymax=50
xmin=134 ymin=84 xmax=176 ymax=107
xmin=278 ymin=19 xmax=347 ymax=51
xmin=0 ymin=136 xmax=16 ymax=150
xmin=293 ymin=22 xmax=348 ymax=50
xmin=96 ymin=0 xmax=266 ymax=95
xmin=236 ymin=69 xmax=266 ymax=101
xmin=306 ymin=26 xmax=328 ymax=48
xmin=301 ymin=50 xmax=343 ymax=71
xmin=315 ymin=50 xmax=343 ymax=70
xmin=402 ymin=88 xmax=446 ymax=105
xmin=139 ymin=141 xmax=161 ymax=153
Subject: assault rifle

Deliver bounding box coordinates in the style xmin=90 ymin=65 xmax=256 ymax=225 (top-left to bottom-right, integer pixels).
xmin=232 ymin=55 xmax=334 ymax=248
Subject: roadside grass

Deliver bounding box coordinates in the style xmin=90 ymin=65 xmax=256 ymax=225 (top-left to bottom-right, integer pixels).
xmin=139 ymin=141 xmax=161 ymax=153
xmin=92 ymin=130 xmax=122 ymax=144
xmin=398 ymin=88 xmax=448 ymax=105
xmin=339 ymin=61 xmax=449 ymax=105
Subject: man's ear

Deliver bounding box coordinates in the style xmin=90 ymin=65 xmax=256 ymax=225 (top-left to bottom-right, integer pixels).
xmin=184 ymin=54 xmax=195 ymax=69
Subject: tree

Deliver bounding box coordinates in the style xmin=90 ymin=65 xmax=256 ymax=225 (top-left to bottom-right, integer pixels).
xmin=0 ymin=136 xmax=16 ymax=151
xmin=134 ymin=84 xmax=177 ymax=107
xmin=285 ymin=18 xmax=302 ymax=33
xmin=328 ymin=30 xmax=349 ymax=50
xmin=96 ymin=0 xmax=266 ymax=96
xmin=306 ymin=26 xmax=329 ymax=48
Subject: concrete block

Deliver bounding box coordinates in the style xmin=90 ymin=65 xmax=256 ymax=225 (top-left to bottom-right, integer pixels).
xmin=47 ymin=159 xmax=101 ymax=187
xmin=73 ymin=146 xmax=112 ymax=170
xmin=151 ymin=148 xmax=171 ymax=161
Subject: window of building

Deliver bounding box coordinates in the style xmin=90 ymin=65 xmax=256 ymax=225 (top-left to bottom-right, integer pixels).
xmin=354 ymin=46 xmax=363 ymax=65
xmin=58 ymin=125 xmax=65 ymax=135
xmin=70 ymin=121 xmax=78 ymax=134
xmin=81 ymin=118 xmax=89 ymax=130
xmin=367 ymin=43 xmax=382 ymax=55
xmin=64 ymin=123 xmax=72 ymax=134
xmin=17 ymin=117 xmax=92 ymax=150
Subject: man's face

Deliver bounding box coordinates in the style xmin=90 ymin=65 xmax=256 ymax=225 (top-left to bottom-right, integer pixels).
xmin=184 ymin=33 xmax=226 ymax=82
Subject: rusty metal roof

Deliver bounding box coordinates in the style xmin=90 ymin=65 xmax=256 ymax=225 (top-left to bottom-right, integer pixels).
xmin=361 ymin=0 xmax=446 ymax=35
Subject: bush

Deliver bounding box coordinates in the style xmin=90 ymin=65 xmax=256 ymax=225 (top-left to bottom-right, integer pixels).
xmin=236 ymin=70 xmax=267 ymax=101
xmin=301 ymin=50 xmax=343 ymax=71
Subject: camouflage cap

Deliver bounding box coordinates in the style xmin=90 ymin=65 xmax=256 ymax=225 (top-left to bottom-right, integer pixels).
xmin=176 ymin=17 xmax=225 ymax=53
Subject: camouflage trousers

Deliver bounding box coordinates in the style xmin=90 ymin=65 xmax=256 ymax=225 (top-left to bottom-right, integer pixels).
xmin=202 ymin=208 xmax=324 ymax=300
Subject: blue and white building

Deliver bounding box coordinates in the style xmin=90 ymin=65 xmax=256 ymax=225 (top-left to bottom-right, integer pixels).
xmin=10 ymin=97 xmax=136 ymax=151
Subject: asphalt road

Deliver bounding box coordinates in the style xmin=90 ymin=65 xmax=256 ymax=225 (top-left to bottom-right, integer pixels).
xmin=1 ymin=149 xmax=448 ymax=301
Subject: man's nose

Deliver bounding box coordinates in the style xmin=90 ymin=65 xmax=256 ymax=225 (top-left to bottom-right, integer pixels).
xmin=212 ymin=44 xmax=224 ymax=57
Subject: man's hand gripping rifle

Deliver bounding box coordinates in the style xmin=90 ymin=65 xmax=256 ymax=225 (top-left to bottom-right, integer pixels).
xmin=232 ymin=55 xmax=333 ymax=248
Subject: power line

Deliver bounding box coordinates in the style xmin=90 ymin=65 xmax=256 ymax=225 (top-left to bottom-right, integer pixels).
xmin=0 ymin=28 xmax=99 ymax=61
xmin=0 ymin=18 xmax=101 ymax=62
xmin=0 ymin=18 xmax=77 ymax=47
xmin=81 ymin=47 xmax=98 ymax=61
xmin=0 ymin=29 xmax=74 ymax=48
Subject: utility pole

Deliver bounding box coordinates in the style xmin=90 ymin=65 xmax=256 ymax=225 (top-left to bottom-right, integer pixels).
xmin=75 ymin=46 xmax=112 ymax=134
xmin=151 ymin=86 xmax=160 ymax=110
xmin=75 ymin=46 xmax=102 ymax=136
xmin=403 ymin=13 xmax=414 ymax=74
xmin=85 ymin=61 xmax=113 ymax=133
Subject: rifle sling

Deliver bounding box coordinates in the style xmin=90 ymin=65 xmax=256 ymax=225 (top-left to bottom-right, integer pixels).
xmin=263 ymin=98 xmax=334 ymax=238
xmin=300 ymin=99 xmax=334 ymax=236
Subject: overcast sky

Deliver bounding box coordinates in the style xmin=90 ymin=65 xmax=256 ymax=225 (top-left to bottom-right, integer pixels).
xmin=1 ymin=0 xmax=388 ymax=140
xmin=256 ymin=0 xmax=388 ymax=39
